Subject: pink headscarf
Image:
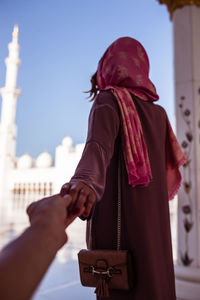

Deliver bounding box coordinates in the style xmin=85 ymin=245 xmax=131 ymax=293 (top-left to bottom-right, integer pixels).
xmin=96 ymin=37 xmax=186 ymax=200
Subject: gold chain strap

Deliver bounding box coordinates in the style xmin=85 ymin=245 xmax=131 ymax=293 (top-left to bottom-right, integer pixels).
xmin=88 ymin=153 xmax=122 ymax=250
xmin=117 ymin=155 xmax=121 ymax=251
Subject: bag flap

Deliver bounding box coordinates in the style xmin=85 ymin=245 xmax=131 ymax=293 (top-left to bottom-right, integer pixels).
xmin=78 ymin=249 xmax=129 ymax=268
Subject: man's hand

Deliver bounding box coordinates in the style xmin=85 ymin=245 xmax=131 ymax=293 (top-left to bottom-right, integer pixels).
xmin=60 ymin=182 xmax=96 ymax=218
xmin=26 ymin=193 xmax=79 ymax=248
xmin=0 ymin=194 xmax=81 ymax=300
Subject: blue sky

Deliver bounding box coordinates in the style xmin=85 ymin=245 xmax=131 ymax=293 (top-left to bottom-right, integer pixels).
xmin=0 ymin=0 xmax=173 ymax=159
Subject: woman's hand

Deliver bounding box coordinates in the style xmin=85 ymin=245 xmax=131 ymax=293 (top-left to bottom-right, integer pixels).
xmin=60 ymin=182 xmax=96 ymax=218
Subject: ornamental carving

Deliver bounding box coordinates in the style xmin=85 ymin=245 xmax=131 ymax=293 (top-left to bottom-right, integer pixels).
xmin=158 ymin=0 xmax=200 ymax=19
xmin=179 ymin=95 xmax=194 ymax=266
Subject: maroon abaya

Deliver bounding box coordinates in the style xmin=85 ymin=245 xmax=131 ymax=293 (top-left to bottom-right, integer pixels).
xmin=71 ymin=90 xmax=176 ymax=300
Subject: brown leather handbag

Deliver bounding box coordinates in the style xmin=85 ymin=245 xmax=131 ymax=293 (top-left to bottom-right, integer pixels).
xmin=78 ymin=157 xmax=134 ymax=297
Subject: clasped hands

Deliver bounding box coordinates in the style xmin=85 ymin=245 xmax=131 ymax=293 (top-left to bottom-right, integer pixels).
xmin=60 ymin=181 xmax=96 ymax=219
xmin=26 ymin=181 xmax=96 ymax=249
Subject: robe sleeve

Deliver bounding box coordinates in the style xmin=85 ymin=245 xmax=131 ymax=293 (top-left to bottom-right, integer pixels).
xmin=70 ymin=91 xmax=120 ymax=201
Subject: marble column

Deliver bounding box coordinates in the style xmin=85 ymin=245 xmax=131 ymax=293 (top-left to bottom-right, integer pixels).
xmin=173 ymin=5 xmax=200 ymax=300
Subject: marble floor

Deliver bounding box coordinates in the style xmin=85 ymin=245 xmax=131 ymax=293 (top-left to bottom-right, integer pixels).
xmin=32 ymin=257 xmax=95 ymax=300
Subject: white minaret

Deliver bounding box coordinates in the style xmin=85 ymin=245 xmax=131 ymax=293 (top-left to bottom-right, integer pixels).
xmin=0 ymin=25 xmax=21 ymax=224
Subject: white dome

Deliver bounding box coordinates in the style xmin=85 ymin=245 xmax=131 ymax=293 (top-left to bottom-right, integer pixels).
xmin=62 ymin=136 xmax=73 ymax=148
xmin=36 ymin=151 xmax=53 ymax=168
xmin=18 ymin=153 xmax=33 ymax=169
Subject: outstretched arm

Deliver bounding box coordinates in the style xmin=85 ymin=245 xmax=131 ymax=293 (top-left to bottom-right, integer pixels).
xmin=0 ymin=194 xmax=79 ymax=300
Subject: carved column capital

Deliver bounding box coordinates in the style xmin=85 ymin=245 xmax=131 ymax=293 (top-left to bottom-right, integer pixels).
xmin=158 ymin=0 xmax=200 ymax=19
